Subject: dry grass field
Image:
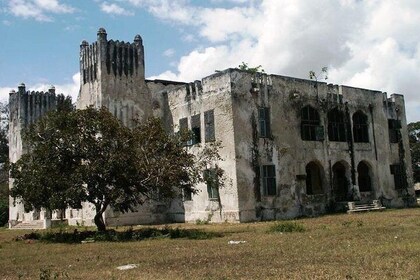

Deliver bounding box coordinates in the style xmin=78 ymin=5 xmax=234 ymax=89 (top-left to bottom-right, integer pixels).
xmin=1 ymin=208 xmax=420 ymax=279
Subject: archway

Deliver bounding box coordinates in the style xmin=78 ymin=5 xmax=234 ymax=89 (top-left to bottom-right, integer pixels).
xmin=332 ymin=162 xmax=350 ymax=201
xmin=305 ymin=161 xmax=323 ymax=195
xmin=357 ymin=161 xmax=372 ymax=192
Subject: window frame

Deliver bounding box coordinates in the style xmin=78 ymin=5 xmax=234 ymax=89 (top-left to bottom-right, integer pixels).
xmin=191 ymin=114 xmax=201 ymax=145
xmin=390 ymin=164 xmax=406 ymax=190
xmin=353 ymin=111 xmax=369 ymax=143
xmin=204 ymin=169 xmax=219 ymax=200
xmin=305 ymin=162 xmax=323 ymax=195
xmin=357 ymin=161 xmax=372 ymax=192
xmin=204 ymin=109 xmax=215 ymax=142
xmin=328 ymin=108 xmax=347 ymax=142
xmin=258 ymin=107 xmax=271 ymax=138
xmin=179 ymin=117 xmax=189 ymax=146
xmin=301 ymin=106 xmax=323 ymax=141
xmin=388 ymin=119 xmax=402 ymax=144
xmin=262 ymin=165 xmax=276 ymax=196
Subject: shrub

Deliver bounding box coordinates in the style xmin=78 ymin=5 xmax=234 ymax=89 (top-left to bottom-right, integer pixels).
xmin=268 ymin=221 xmax=306 ymax=233
xmin=0 ymin=182 xmax=8 ymax=227
xmin=15 ymin=226 xmax=223 ymax=243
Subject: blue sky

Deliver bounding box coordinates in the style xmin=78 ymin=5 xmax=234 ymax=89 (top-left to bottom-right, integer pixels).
xmin=1 ymin=0 xmax=419 ymax=122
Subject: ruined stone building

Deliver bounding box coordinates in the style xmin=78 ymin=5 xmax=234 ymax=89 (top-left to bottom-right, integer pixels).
xmin=9 ymin=28 xmax=415 ymax=228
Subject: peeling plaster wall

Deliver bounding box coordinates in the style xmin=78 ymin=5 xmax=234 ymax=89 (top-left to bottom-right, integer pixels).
xmin=229 ymin=69 xmax=415 ymax=222
xmin=164 ymin=72 xmax=240 ymax=223
xmin=8 ymin=85 xmax=59 ymax=224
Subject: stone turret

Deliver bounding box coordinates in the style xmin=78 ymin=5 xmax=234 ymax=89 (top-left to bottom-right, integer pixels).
xmin=8 ymin=83 xmax=61 ymax=226
xmin=77 ymin=28 xmax=152 ymax=126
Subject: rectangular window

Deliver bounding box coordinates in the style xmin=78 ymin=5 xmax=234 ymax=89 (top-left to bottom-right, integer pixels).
xmin=179 ymin=117 xmax=188 ymax=146
xmin=259 ymin=107 xmax=271 ymax=138
xmin=204 ymin=169 xmax=219 ymax=200
xmin=204 ymin=110 xmax=215 ymax=142
xmin=262 ymin=165 xmax=276 ymax=196
xmin=191 ymin=114 xmax=201 ymax=145
xmin=388 ymin=119 xmax=401 ymax=143
xmin=390 ymin=164 xmax=406 ymax=190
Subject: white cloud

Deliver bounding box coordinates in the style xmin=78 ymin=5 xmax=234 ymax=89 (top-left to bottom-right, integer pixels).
xmin=0 ymin=73 xmax=80 ymax=104
xmin=144 ymin=0 xmax=420 ymax=122
xmin=0 ymin=87 xmax=14 ymax=102
xmin=33 ymin=0 xmax=74 ymax=13
xmin=123 ymin=0 xmax=195 ymax=23
xmin=7 ymin=0 xmax=74 ymax=21
xmin=100 ymin=2 xmax=134 ymax=16
xmin=163 ymin=48 xmax=175 ymax=57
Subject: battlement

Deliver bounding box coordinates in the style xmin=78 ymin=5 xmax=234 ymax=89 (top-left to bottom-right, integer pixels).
xmin=80 ymin=28 xmax=145 ymax=85
xmin=9 ymin=83 xmax=60 ymax=127
xmin=77 ymin=28 xmax=151 ymax=121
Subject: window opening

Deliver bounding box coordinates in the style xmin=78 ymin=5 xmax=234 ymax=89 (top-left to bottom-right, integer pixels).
xmin=301 ymin=106 xmax=323 ymax=141
xmin=262 ymin=165 xmax=276 ymax=196
xmin=390 ymin=164 xmax=406 ymax=190
xmin=388 ymin=119 xmax=401 ymax=143
xmin=258 ymin=107 xmax=271 ymax=138
xmin=305 ymin=162 xmax=323 ymax=195
xmin=179 ymin=117 xmax=188 ymax=146
xmin=204 ymin=110 xmax=215 ymax=142
xmin=332 ymin=162 xmax=349 ymax=201
xmin=353 ymin=111 xmax=369 ymax=143
xmin=191 ymin=114 xmax=201 ymax=145
xmin=357 ymin=162 xmax=372 ymax=192
xmin=328 ymin=109 xmax=346 ymax=142
xmin=204 ymin=169 xmax=219 ymax=200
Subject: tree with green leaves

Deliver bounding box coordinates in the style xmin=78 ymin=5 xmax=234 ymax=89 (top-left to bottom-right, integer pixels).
xmin=408 ymin=121 xmax=420 ymax=183
xmin=10 ymin=105 xmax=223 ymax=231
xmin=0 ymin=101 xmax=9 ymax=226
xmin=309 ymin=67 xmax=328 ymax=101
xmin=237 ymin=62 xmax=265 ymax=74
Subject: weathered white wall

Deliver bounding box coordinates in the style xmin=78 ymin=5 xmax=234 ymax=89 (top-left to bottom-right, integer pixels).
xmin=8 ymin=85 xmax=59 ymax=226
xmin=229 ymin=69 xmax=414 ymax=222
xmin=162 ymin=73 xmax=240 ymax=223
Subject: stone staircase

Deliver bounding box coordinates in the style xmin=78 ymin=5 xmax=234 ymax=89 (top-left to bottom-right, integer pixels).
xmin=10 ymin=220 xmax=45 ymax=230
xmin=347 ymin=200 xmax=385 ymax=213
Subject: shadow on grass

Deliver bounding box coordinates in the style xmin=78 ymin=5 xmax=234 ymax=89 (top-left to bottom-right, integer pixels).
xmin=14 ymin=226 xmax=223 ymax=244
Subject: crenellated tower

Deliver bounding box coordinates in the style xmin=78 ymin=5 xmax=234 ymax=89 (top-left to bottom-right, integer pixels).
xmin=77 ymin=28 xmax=152 ymax=125
xmin=8 ymin=83 xmax=62 ymax=224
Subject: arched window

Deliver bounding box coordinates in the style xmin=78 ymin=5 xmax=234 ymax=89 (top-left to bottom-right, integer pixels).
xmin=328 ymin=108 xmax=346 ymax=142
xmin=305 ymin=162 xmax=323 ymax=195
xmin=301 ymin=106 xmax=323 ymax=141
xmin=353 ymin=111 xmax=369 ymax=143
xmin=357 ymin=162 xmax=372 ymax=192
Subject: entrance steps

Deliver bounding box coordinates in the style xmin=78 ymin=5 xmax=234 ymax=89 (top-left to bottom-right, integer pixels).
xmin=10 ymin=220 xmax=45 ymax=230
xmin=347 ymin=200 xmax=385 ymax=213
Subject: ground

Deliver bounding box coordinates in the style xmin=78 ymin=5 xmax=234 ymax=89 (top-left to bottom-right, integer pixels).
xmin=1 ymin=208 xmax=420 ymax=279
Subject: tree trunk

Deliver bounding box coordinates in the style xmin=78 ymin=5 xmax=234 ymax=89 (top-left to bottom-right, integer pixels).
xmin=94 ymin=203 xmax=108 ymax=232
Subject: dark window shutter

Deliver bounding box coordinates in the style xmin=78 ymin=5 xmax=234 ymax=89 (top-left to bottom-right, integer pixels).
xmin=191 ymin=114 xmax=201 ymax=144
xmin=258 ymin=107 xmax=270 ymax=138
xmin=179 ymin=118 xmax=188 ymax=146
xmin=204 ymin=110 xmax=215 ymax=142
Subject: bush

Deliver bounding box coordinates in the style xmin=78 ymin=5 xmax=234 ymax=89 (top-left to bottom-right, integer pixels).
xmin=15 ymin=226 xmax=223 ymax=243
xmin=0 ymin=198 xmax=8 ymax=227
xmin=268 ymin=221 xmax=306 ymax=233
xmin=0 ymin=182 xmax=8 ymax=227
